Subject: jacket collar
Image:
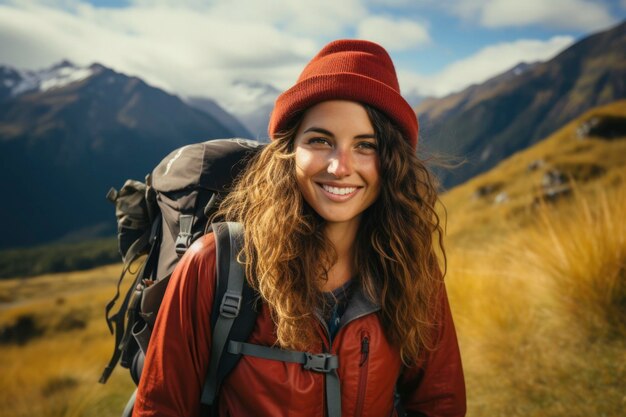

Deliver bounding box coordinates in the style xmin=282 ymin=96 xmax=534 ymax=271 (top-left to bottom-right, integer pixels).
xmin=339 ymin=283 xmax=381 ymax=328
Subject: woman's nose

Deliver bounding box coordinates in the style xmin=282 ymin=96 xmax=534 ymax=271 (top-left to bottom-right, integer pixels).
xmin=327 ymin=148 xmax=353 ymax=178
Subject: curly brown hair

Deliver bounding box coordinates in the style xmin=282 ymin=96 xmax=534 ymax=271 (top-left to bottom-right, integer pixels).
xmin=216 ymin=104 xmax=446 ymax=364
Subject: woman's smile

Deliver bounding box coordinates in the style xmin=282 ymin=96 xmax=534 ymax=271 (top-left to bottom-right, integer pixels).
xmin=318 ymin=182 xmax=361 ymax=200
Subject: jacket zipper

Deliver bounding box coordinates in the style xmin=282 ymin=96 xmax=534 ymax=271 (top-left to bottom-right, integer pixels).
xmin=313 ymin=292 xmax=380 ymax=417
xmin=355 ymin=332 xmax=370 ymax=417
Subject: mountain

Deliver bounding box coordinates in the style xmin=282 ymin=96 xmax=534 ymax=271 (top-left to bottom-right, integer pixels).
xmin=185 ymin=96 xmax=253 ymax=139
xmin=0 ymin=61 xmax=240 ymax=249
xmin=417 ymin=21 xmax=626 ymax=189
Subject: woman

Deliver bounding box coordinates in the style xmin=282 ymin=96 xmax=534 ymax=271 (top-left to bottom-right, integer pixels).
xmin=134 ymin=40 xmax=465 ymax=417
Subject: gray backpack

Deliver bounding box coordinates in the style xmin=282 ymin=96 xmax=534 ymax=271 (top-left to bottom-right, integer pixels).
xmin=99 ymin=138 xmax=263 ymax=386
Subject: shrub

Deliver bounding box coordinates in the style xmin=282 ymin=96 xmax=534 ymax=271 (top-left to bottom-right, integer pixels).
xmin=41 ymin=375 xmax=79 ymax=397
xmin=0 ymin=314 xmax=44 ymax=345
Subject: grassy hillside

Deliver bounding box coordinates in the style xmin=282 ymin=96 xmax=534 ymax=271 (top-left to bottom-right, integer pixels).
xmin=441 ymin=100 xmax=626 ymax=244
xmin=1 ymin=181 xmax=623 ymax=417
xmin=439 ymin=99 xmax=626 ymax=416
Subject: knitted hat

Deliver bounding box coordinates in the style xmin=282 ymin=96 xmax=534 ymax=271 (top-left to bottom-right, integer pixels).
xmin=268 ymin=39 xmax=418 ymax=149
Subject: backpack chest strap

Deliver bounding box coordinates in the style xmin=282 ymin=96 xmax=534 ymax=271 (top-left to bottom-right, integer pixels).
xmin=227 ymin=341 xmax=341 ymax=417
xmin=227 ymin=341 xmax=339 ymax=372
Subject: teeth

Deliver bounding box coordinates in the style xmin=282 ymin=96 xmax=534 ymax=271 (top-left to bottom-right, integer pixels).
xmin=322 ymin=184 xmax=357 ymax=195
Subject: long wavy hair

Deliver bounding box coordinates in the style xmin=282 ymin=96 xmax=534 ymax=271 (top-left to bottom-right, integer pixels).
xmin=216 ymin=104 xmax=446 ymax=364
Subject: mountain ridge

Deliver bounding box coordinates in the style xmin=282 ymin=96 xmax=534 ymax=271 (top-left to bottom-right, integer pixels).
xmin=417 ymin=20 xmax=626 ymax=188
xmin=0 ymin=62 xmax=245 ymax=249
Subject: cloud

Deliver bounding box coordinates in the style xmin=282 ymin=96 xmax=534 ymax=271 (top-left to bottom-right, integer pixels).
xmin=128 ymin=0 xmax=368 ymax=37
xmin=0 ymin=0 xmax=437 ymax=112
xmin=0 ymin=1 xmax=323 ymax=108
xmin=356 ymin=16 xmax=431 ymax=50
xmin=401 ymin=35 xmax=575 ymax=97
xmin=0 ymin=0 xmax=594 ymax=113
xmin=447 ymin=0 xmax=616 ymax=31
xmin=482 ymin=0 xmax=616 ymax=31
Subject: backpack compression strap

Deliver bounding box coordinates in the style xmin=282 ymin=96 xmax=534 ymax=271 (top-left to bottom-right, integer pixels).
xmin=201 ymin=222 xmax=255 ymax=406
xmin=100 ymin=216 xmax=161 ymax=384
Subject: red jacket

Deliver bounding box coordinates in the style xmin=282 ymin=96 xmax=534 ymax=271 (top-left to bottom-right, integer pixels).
xmin=134 ymin=234 xmax=466 ymax=417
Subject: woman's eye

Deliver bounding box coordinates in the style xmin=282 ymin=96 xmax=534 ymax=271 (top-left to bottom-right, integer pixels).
xmin=357 ymin=141 xmax=377 ymax=151
xmin=308 ymin=137 xmax=331 ymax=146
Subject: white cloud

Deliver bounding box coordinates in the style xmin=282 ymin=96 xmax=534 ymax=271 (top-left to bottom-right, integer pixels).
xmin=356 ymin=16 xmax=430 ymax=50
xmin=0 ymin=1 xmax=323 ymax=109
xmin=128 ymin=0 xmax=368 ymax=37
xmin=402 ymin=35 xmax=575 ymax=97
xmin=447 ymin=0 xmax=616 ymax=31
xmin=0 ymin=0 xmax=384 ymax=110
xmin=481 ymin=0 xmax=616 ymax=31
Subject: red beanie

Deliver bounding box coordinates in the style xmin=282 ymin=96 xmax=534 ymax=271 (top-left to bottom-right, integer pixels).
xmin=268 ymin=39 xmax=418 ymax=149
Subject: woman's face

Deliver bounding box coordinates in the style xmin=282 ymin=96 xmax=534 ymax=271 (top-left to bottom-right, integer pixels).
xmin=294 ymin=100 xmax=381 ymax=230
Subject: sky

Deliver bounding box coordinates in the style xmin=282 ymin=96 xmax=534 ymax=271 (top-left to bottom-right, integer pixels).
xmin=0 ymin=0 xmax=625 ymax=111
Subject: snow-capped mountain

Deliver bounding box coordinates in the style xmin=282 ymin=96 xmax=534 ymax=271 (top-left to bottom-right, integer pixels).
xmin=0 ymin=60 xmax=96 ymax=99
xmin=0 ymin=61 xmax=244 ymax=249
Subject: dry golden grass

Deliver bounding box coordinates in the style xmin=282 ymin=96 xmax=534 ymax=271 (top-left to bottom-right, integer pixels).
xmin=0 ymin=263 xmax=137 ymax=417
xmin=446 ymin=179 xmax=626 ymax=417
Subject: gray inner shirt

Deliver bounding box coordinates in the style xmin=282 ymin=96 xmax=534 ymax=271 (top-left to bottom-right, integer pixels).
xmin=321 ymin=279 xmax=354 ymax=341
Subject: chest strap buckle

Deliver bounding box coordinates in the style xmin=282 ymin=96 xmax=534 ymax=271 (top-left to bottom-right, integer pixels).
xmin=303 ymin=352 xmax=339 ymax=373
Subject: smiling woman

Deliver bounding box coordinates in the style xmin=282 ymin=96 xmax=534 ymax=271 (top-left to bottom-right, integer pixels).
xmin=134 ymin=40 xmax=466 ymax=417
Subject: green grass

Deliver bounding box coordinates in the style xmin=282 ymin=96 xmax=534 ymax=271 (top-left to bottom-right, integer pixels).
xmin=0 ymin=237 xmax=119 ymax=279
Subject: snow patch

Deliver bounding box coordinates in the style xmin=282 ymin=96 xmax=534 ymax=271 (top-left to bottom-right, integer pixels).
xmin=480 ymin=145 xmax=492 ymax=162
xmin=39 ymin=67 xmax=94 ymax=92
xmin=5 ymin=61 xmax=95 ymax=97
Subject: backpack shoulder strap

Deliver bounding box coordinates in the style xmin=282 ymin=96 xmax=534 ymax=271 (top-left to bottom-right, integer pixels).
xmin=201 ymin=222 xmax=258 ymax=407
xmin=199 ymin=222 xmax=342 ymax=417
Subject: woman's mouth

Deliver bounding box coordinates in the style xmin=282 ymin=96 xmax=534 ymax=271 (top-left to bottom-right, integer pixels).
xmin=318 ymin=183 xmax=361 ymax=201
xmin=322 ymin=184 xmax=357 ymax=195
